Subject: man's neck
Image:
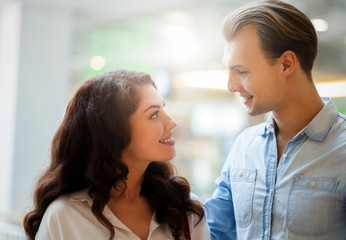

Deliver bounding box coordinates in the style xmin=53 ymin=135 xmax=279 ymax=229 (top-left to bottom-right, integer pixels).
xmin=272 ymin=76 xmax=324 ymax=161
xmin=273 ymin=80 xmax=324 ymax=141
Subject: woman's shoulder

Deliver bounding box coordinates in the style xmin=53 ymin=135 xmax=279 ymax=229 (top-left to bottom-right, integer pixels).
xmin=187 ymin=192 xmax=205 ymax=224
xmin=187 ymin=193 xmax=211 ymax=240
xmin=189 ymin=192 xmax=202 ymax=202
xmin=187 ymin=192 xmax=210 ymax=240
xmin=43 ymin=189 xmax=91 ymax=222
xmin=41 ymin=194 xmax=74 ymax=224
xmin=36 ymin=189 xmax=96 ymax=239
xmin=35 ymin=194 xmax=74 ymax=239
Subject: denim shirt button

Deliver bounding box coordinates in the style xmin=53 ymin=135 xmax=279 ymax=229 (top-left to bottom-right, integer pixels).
xmin=310 ymin=181 xmax=316 ymax=187
xmin=283 ymin=153 xmax=288 ymax=159
xmin=264 ymin=230 xmax=269 ymax=236
xmin=238 ymin=172 xmax=243 ymax=177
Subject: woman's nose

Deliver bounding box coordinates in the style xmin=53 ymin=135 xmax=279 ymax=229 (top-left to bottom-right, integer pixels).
xmin=165 ymin=113 xmax=178 ymax=131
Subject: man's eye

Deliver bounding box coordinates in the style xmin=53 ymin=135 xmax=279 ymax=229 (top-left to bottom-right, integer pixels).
xmin=150 ymin=111 xmax=159 ymax=119
xmin=237 ymin=70 xmax=248 ymax=74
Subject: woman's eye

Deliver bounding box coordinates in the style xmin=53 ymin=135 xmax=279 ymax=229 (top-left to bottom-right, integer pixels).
xmin=150 ymin=111 xmax=159 ymax=119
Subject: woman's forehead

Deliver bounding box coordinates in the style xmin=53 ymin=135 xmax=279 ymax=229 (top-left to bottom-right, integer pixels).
xmin=137 ymin=85 xmax=163 ymax=109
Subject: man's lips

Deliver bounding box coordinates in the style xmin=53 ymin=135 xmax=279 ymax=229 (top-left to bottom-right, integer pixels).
xmin=240 ymin=95 xmax=253 ymax=100
xmin=240 ymin=95 xmax=253 ymax=103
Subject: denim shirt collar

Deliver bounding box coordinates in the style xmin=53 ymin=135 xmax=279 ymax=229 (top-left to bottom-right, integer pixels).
xmin=261 ymin=97 xmax=338 ymax=141
xmin=262 ymin=115 xmax=275 ymax=136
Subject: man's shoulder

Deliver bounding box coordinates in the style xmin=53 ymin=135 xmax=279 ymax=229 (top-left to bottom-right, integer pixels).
xmin=328 ymin=113 xmax=346 ymax=151
xmin=238 ymin=121 xmax=267 ymax=138
xmin=336 ymin=112 xmax=346 ymax=124
xmin=330 ymin=112 xmax=346 ymax=140
xmin=227 ymin=122 xmax=267 ymax=152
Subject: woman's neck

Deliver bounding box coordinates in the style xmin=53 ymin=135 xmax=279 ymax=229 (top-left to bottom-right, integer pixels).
xmin=110 ymin=161 xmax=148 ymax=201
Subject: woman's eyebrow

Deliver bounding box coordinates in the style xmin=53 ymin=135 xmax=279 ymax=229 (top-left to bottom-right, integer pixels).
xmin=143 ymin=104 xmax=161 ymax=113
xmin=143 ymin=101 xmax=165 ymax=113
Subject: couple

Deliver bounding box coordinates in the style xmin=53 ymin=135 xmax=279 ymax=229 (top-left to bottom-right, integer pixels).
xmin=23 ymin=1 xmax=346 ymax=239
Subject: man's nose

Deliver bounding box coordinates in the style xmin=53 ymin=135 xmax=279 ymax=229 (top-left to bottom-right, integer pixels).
xmin=227 ymin=72 xmax=240 ymax=93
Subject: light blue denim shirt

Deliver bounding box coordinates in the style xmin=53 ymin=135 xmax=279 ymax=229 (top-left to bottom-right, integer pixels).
xmin=205 ymin=98 xmax=346 ymax=240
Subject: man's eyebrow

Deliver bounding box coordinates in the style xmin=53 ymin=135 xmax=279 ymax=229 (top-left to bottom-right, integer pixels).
xmin=228 ymin=65 xmax=244 ymax=70
xmin=143 ymin=102 xmax=166 ymax=113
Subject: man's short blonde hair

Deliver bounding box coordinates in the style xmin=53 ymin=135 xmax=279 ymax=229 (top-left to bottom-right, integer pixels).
xmin=222 ymin=0 xmax=317 ymax=78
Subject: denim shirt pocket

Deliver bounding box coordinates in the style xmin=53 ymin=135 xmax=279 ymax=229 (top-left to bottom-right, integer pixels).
xmin=230 ymin=168 xmax=257 ymax=228
xmin=287 ymin=175 xmax=339 ymax=237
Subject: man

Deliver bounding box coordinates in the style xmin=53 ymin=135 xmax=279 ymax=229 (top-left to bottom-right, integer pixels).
xmin=205 ymin=1 xmax=346 ymax=239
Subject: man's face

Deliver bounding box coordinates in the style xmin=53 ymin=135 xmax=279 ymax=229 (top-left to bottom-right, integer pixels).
xmin=224 ymin=25 xmax=287 ymax=116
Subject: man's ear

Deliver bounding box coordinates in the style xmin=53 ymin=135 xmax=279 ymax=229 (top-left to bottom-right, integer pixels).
xmin=280 ymin=50 xmax=296 ymax=77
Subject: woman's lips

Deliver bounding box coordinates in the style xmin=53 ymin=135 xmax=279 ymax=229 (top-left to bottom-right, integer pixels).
xmin=159 ymin=135 xmax=175 ymax=144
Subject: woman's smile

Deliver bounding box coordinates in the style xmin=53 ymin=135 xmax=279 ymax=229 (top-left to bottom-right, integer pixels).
xmin=159 ymin=135 xmax=175 ymax=145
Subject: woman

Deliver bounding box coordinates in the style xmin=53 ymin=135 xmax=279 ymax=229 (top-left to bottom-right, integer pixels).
xmin=23 ymin=70 xmax=210 ymax=240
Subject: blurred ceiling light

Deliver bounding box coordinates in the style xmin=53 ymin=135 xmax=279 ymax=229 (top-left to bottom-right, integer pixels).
xmin=161 ymin=25 xmax=194 ymax=41
xmin=161 ymin=25 xmax=196 ymax=61
xmin=164 ymin=11 xmax=192 ymax=24
xmin=89 ymin=55 xmax=106 ymax=70
xmin=165 ymin=43 xmax=197 ymax=63
xmin=311 ymin=19 xmax=329 ymax=32
xmin=178 ymin=70 xmax=228 ymax=90
xmin=316 ymin=81 xmax=346 ymax=98
xmin=178 ymin=70 xmax=346 ymax=98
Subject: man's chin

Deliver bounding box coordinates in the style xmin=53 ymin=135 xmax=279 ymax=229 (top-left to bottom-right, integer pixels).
xmin=247 ymin=108 xmax=267 ymax=117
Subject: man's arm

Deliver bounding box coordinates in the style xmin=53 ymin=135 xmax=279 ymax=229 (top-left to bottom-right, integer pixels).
xmin=205 ymin=165 xmax=236 ymax=240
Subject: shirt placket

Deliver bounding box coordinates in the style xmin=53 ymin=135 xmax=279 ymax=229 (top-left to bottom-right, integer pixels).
xmin=262 ymin=132 xmax=278 ymax=240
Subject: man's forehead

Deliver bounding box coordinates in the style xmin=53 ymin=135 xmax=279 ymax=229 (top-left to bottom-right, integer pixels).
xmin=222 ymin=42 xmax=240 ymax=67
xmin=223 ymin=29 xmax=261 ymax=67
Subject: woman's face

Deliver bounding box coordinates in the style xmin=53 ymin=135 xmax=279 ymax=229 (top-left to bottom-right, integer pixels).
xmin=121 ymin=84 xmax=177 ymax=167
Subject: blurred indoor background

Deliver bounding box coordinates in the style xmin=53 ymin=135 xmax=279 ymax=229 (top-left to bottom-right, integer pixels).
xmin=0 ymin=0 xmax=345 ymax=238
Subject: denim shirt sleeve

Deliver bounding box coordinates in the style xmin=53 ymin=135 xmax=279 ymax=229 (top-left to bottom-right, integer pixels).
xmin=205 ymin=159 xmax=237 ymax=240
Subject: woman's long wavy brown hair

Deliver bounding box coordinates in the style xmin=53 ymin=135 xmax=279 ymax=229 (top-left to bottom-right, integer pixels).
xmin=23 ymin=70 xmax=204 ymax=240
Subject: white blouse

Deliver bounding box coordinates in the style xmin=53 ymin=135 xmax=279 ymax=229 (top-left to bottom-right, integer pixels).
xmin=36 ymin=189 xmax=211 ymax=240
